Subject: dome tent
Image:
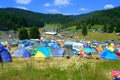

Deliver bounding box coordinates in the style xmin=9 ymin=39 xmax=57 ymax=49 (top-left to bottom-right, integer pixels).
xmin=12 ymin=49 xmax=31 ymax=58
xmin=0 ymin=45 xmax=12 ymax=62
xmin=100 ymin=50 xmax=118 ymax=60
xmin=31 ymin=46 xmax=51 ymax=58
xmin=51 ymin=48 xmax=64 ymax=57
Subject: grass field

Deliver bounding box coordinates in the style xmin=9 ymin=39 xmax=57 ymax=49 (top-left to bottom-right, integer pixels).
xmin=73 ymin=32 xmax=120 ymax=41
xmin=0 ymin=55 xmax=120 ymax=80
xmin=0 ymin=31 xmax=120 ymax=80
xmin=42 ymin=31 xmax=120 ymax=42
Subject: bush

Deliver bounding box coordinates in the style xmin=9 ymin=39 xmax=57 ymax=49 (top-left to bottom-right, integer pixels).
xmin=19 ymin=28 xmax=29 ymax=40
xmin=29 ymin=27 xmax=40 ymax=39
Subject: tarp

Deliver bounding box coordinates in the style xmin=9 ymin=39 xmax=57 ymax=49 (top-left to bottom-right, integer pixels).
xmin=0 ymin=45 xmax=12 ymax=62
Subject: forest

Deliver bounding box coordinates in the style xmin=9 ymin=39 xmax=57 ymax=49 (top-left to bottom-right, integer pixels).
xmin=0 ymin=7 xmax=120 ymax=32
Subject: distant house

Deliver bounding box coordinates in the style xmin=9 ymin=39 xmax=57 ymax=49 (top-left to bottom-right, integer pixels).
xmin=44 ymin=28 xmax=57 ymax=35
xmin=44 ymin=31 xmax=57 ymax=35
xmin=116 ymin=33 xmax=120 ymax=36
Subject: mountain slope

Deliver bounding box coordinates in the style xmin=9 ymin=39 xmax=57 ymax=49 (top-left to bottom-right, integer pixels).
xmin=0 ymin=8 xmax=77 ymax=24
xmin=66 ymin=7 xmax=120 ymax=28
xmin=0 ymin=8 xmax=76 ymax=30
xmin=0 ymin=7 xmax=120 ymax=31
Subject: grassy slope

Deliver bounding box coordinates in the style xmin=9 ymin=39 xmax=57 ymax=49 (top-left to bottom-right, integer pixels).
xmin=40 ymin=24 xmax=120 ymax=41
xmin=79 ymin=32 xmax=120 ymax=41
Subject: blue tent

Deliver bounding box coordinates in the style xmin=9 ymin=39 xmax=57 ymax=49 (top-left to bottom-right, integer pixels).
xmin=52 ymin=48 xmax=64 ymax=57
xmin=12 ymin=49 xmax=31 ymax=58
xmin=84 ymin=47 xmax=94 ymax=53
xmin=99 ymin=50 xmax=108 ymax=58
xmin=0 ymin=45 xmax=12 ymax=62
xmin=22 ymin=49 xmax=31 ymax=58
xmin=28 ymin=42 xmax=34 ymax=46
xmin=100 ymin=50 xmax=118 ymax=60
xmin=43 ymin=39 xmax=51 ymax=46
xmin=49 ymin=43 xmax=60 ymax=49
xmin=105 ymin=52 xmax=118 ymax=60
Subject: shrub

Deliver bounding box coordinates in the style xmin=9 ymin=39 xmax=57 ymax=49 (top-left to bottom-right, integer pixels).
xmin=29 ymin=27 xmax=40 ymax=39
xmin=19 ymin=28 xmax=29 ymax=40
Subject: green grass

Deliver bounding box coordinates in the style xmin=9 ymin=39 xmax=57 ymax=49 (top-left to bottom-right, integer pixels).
xmin=44 ymin=24 xmax=62 ymax=29
xmin=38 ymin=23 xmax=120 ymax=41
xmin=73 ymin=32 xmax=120 ymax=41
xmin=0 ymin=57 xmax=120 ymax=80
xmin=1 ymin=26 xmax=120 ymax=80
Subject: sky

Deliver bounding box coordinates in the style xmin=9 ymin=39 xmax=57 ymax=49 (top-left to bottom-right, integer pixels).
xmin=0 ymin=0 xmax=120 ymax=15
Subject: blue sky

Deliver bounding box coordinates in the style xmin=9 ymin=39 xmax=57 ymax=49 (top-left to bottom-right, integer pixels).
xmin=0 ymin=0 xmax=120 ymax=15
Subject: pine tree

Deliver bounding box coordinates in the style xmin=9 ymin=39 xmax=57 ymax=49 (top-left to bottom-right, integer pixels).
xmin=107 ymin=24 xmax=114 ymax=33
xmin=82 ymin=24 xmax=87 ymax=36
xmin=19 ymin=28 xmax=29 ymax=40
xmin=29 ymin=27 xmax=40 ymax=39
xmin=76 ymin=23 xmax=81 ymax=30
xmin=115 ymin=23 xmax=120 ymax=33
xmin=102 ymin=24 xmax=107 ymax=33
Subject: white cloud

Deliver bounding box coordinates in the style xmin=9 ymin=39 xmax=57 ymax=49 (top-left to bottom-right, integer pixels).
xmin=44 ymin=3 xmax=51 ymax=7
xmin=79 ymin=8 xmax=88 ymax=11
xmin=47 ymin=9 xmax=59 ymax=13
xmin=54 ymin=0 xmax=71 ymax=6
xmin=16 ymin=6 xmax=28 ymax=10
xmin=104 ymin=4 xmax=114 ymax=9
xmin=15 ymin=0 xmax=31 ymax=4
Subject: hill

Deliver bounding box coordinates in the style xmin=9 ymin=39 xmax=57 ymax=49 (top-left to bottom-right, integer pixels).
xmin=65 ymin=7 xmax=120 ymax=30
xmin=0 ymin=8 xmax=76 ymax=31
xmin=0 ymin=7 xmax=120 ymax=31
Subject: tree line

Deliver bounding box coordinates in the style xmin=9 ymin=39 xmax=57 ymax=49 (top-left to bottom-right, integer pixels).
xmin=64 ymin=7 xmax=120 ymax=34
xmin=0 ymin=7 xmax=120 ymax=35
xmin=19 ymin=27 xmax=40 ymax=40
xmin=0 ymin=9 xmax=44 ymax=31
xmin=0 ymin=8 xmax=76 ymax=31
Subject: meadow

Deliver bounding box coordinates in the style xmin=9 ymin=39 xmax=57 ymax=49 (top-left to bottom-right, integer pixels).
xmin=0 ymin=31 xmax=120 ymax=80
xmin=0 ymin=56 xmax=120 ymax=80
